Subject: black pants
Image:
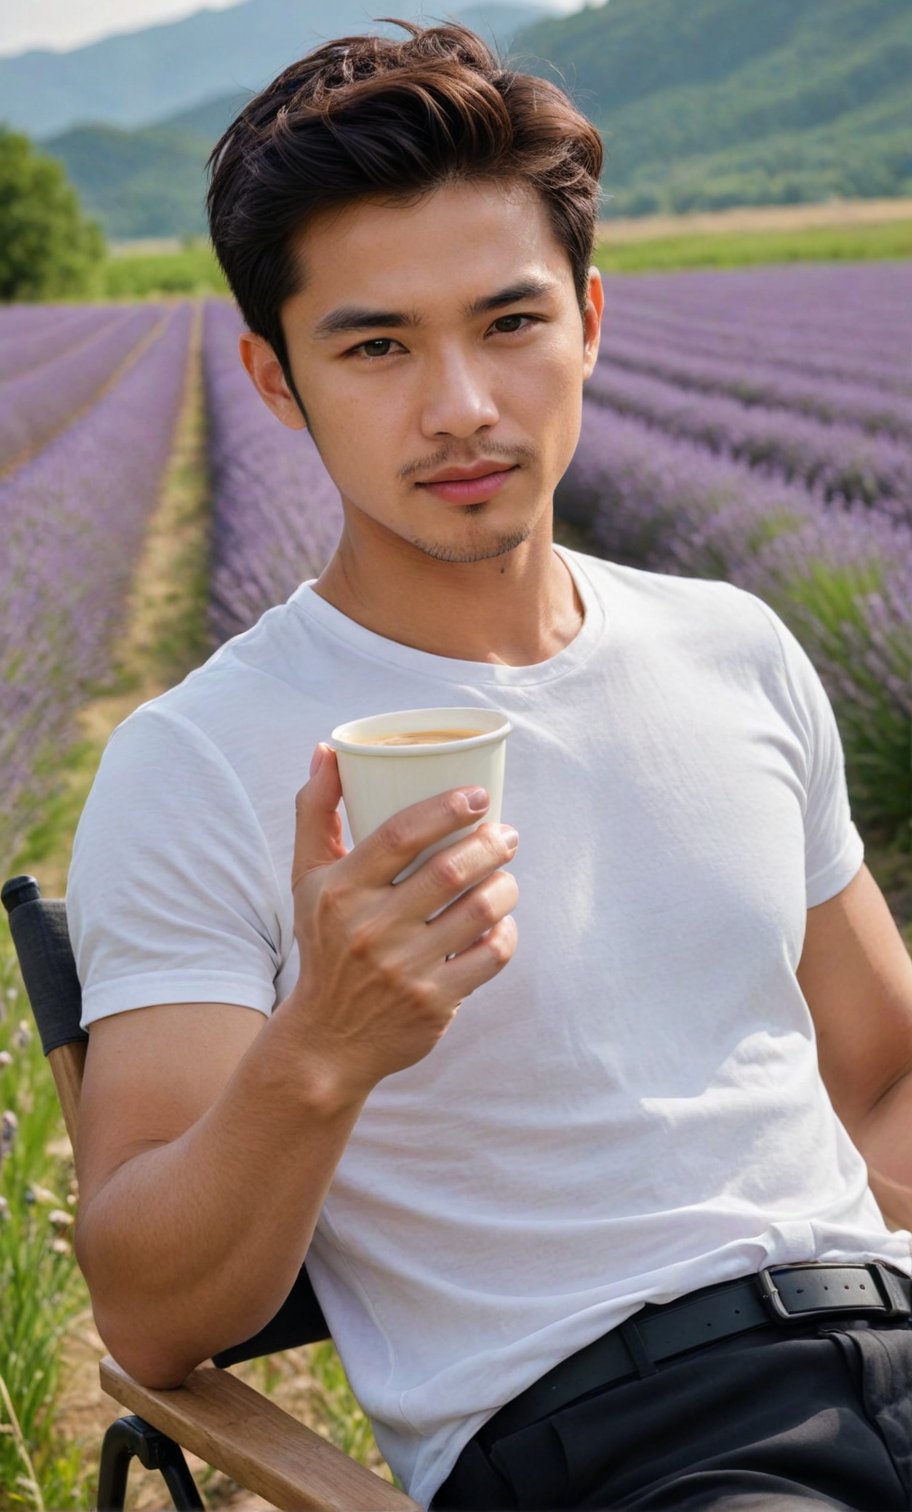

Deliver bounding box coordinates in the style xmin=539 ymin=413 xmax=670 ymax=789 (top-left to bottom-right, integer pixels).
xmin=433 ymin=1319 xmax=912 ymax=1509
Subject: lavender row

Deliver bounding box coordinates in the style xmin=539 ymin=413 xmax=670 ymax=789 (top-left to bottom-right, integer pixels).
xmin=608 ymin=264 xmax=912 ymax=359
xmin=602 ymin=275 xmax=912 ymax=362
xmin=600 ymin=302 xmax=912 ymax=398
xmin=557 ymin=400 xmax=911 ymax=834
xmin=0 ymin=304 xmax=193 ymax=857
xmin=0 ymin=306 xmax=163 ymax=474
xmin=586 ymin=362 xmax=912 ymax=519
xmin=0 ymin=306 xmax=124 ymax=384
xmin=0 ymin=304 xmax=98 ymax=344
xmin=597 ymin=329 xmax=912 ymax=443
xmin=203 ymin=299 xmax=342 ymax=644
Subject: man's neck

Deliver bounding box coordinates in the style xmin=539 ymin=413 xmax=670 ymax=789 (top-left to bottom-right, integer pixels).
xmin=312 ymin=529 xmax=584 ymax=667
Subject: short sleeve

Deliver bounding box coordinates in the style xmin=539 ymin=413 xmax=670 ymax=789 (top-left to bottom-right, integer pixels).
xmin=755 ymin=602 xmax=864 ymax=908
xmin=68 ymin=704 xmax=285 ymax=1029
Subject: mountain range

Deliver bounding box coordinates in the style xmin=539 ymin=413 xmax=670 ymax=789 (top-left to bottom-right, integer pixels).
xmin=2 ymin=0 xmax=909 ymax=236
xmin=0 ymin=1 xmax=555 ymax=137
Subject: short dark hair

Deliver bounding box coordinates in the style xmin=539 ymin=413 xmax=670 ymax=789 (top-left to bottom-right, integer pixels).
xmin=206 ymin=20 xmax=603 ymax=384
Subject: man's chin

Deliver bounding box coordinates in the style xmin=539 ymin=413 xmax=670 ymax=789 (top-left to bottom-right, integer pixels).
xmin=409 ymin=525 xmax=532 ymax=565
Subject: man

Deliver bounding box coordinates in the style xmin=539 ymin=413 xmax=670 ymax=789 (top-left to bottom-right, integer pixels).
xmin=69 ymin=21 xmax=912 ymax=1510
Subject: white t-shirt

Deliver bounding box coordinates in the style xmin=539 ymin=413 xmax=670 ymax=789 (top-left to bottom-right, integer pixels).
xmin=69 ymin=546 xmax=911 ymax=1509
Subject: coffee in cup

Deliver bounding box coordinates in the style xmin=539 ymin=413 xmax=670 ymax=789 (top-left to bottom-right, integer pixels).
xmin=330 ymin=707 xmax=512 ymax=879
xmin=345 ymin=728 xmax=485 ymax=747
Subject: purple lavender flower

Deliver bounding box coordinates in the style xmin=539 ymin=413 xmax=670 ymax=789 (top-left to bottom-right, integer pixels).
xmin=586 ymin=363 xmax=912 ymax=517
xmin=0 ymin=306 xmax=163 ymax=471
xmin=597 ymin=330 xmax=912 ymax=442
xmin=0 ymin=304 xmax=193 ymax=857
xmin=0 ymin=305 xmax=118 ymax=383
xmin=203 ymin=299 xmax=342 ymax=642
xmin=601 ymin=263 xmax=912 ymax=395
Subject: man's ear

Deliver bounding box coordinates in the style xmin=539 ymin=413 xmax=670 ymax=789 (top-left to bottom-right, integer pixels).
xmin=238 ymin=330 xmax=307 ymax=431
xmin=581 ymin=267 xmax=604 ymax=380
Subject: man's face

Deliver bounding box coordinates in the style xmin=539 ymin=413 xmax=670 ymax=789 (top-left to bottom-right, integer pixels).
xmin=249 ymin=178 xmax=602 ymax=566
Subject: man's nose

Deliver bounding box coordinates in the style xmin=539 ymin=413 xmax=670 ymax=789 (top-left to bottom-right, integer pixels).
xmin=419 ymin=349 xmax=500 ymax=438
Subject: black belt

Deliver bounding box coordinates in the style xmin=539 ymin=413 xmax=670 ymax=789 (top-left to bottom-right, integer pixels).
xmin=479 ymin=1263 xmax=912 ymax=1449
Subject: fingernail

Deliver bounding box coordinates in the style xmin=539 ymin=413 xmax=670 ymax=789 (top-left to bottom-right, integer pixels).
xmin=310 ymin=744 xmax=325 ymax=777
xmin=498 ymin=825 xmax=519 ymax=850
xmin=464 ymin=787 xmax=489 ymax=813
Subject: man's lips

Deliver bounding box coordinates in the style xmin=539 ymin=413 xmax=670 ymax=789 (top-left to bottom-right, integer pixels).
xmin=415 ymin=463 xmax=518 ymax=504
xmin=414 ymin=462 xmax=517 ymax=505
xmin=418 ymin=461 xmax=516 ymax=484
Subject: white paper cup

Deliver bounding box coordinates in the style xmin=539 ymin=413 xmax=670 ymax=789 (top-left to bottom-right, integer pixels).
xmin=330 ymin=706 xmax=512 ymax=880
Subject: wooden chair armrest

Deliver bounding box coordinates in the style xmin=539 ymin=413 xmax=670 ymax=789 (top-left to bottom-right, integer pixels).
xmin=99 ymin=1354 xmax=420 ymax=1511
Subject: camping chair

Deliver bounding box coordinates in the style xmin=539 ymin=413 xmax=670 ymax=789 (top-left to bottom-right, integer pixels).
xmin=2 ymin=874 xmax=420 ymax=1512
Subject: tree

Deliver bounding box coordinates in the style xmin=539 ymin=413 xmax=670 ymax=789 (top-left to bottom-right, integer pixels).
xmin=0 ymin=127 xmax=105 ymax=301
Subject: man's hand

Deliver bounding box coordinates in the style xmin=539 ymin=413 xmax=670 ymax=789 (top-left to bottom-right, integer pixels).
xmin=285 ymin=742 xmax=519 ymax=1102
xmin=74 ymin=741 xmax=519 ymax=1388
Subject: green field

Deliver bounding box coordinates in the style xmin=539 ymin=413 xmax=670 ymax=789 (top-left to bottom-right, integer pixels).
xmin=594 ymin=217 xmax=912 ymax=273
xmin=98 ymin=217 xmax=912 ymax=301
xmin=102 ymin=240 xmax=228 ymax=298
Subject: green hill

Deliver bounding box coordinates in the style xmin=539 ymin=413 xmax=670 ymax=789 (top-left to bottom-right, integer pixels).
xmin=38 ymin=0 xmax=912 ymax=236
xmin=34 ymin=1 xmax=553 ymax=239
xmin=42 ymin=123 xmax=212 ymax=239
xmin=0 ymin=0 xmax=553 ymax=139
xmin=515 ymin=0 xmax=912 ymax=213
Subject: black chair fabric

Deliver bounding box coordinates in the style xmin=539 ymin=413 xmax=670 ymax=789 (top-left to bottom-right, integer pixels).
xmin=7 ymin=895 xmax=87 ymax=1055
xmin=2 ymin=880 xmax=330 ymax=1355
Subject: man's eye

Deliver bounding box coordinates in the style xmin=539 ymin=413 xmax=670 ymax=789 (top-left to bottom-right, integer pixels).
xmin=490 ymin=314 xmax=536 ymax=335
xmin=351 ymin=338 xmax=396 ymax=359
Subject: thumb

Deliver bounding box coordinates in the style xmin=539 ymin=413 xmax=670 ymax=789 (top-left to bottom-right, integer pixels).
xmin=292 ymin=743 xmax=347 ymax=884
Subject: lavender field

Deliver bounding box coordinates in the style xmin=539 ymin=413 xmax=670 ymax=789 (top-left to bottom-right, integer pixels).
xmin=0 ymin=257 xmax=909 ymax=1512
xmin=1 ymin=261 xmax=910 ymax=864
xmin=0 ymin=301 xmax=193 ymax=853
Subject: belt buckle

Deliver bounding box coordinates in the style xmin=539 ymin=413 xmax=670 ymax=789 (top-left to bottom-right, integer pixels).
xmin=758 ymin=1264 xmax=812 ymax=1322
xmin=758 ymin=1262 xmax=904 ymax=1323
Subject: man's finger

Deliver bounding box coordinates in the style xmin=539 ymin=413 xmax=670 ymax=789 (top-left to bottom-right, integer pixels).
xmin=345 ymin=786 xmax=491 ymax=887
xmin=440 ymin=914 xmax=519 ymax=999
xmin=292 ymin=744 xmax=348 ymax=884
xmin=398 ymin=820 xmax=518 ymax=922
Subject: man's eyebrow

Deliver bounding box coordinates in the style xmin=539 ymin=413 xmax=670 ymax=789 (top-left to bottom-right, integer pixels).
xmin=311 ymin=277 xmax=560 ymax=339
xmin=465 ymin=277 xmax=560 ymax=316
xmin=312 ymin=305 xmax=416 ymax=338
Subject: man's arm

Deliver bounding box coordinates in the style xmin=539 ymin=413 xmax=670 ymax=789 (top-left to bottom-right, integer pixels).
xmin=75 ymin=752 xmax=518 ymax=1388
xmin=75 ymin=995 xmax=368 ymax=1387
xmin=799 ymin=862 xmax=912 ymax=1230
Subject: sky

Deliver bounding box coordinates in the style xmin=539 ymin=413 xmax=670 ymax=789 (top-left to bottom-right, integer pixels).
xmin=0 ymin=0 xmax=581 ymax=57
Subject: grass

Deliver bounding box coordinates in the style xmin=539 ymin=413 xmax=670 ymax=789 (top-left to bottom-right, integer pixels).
xmin=0 ymin=946 xmax=87 ymax=1510
xmin=90 ymin=208 xmax=912 ymax=300
xmin=593 ymin=216 xmax=912 ymax=273
xmin=100 ymin=241 xmax=228 ymax=301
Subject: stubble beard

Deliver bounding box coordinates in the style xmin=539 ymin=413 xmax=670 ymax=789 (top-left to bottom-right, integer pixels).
xmin=401 ymin=442 xmax=541 ymax=563
xmin=407 ymin=512 xmax=533 ymax=564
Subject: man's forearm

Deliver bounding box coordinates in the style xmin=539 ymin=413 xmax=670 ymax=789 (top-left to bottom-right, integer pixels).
xmin=850 ymin=1069 xmax=912 ymax=1233
xmin=75 ymin=997 xmax=368 ymax=1388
